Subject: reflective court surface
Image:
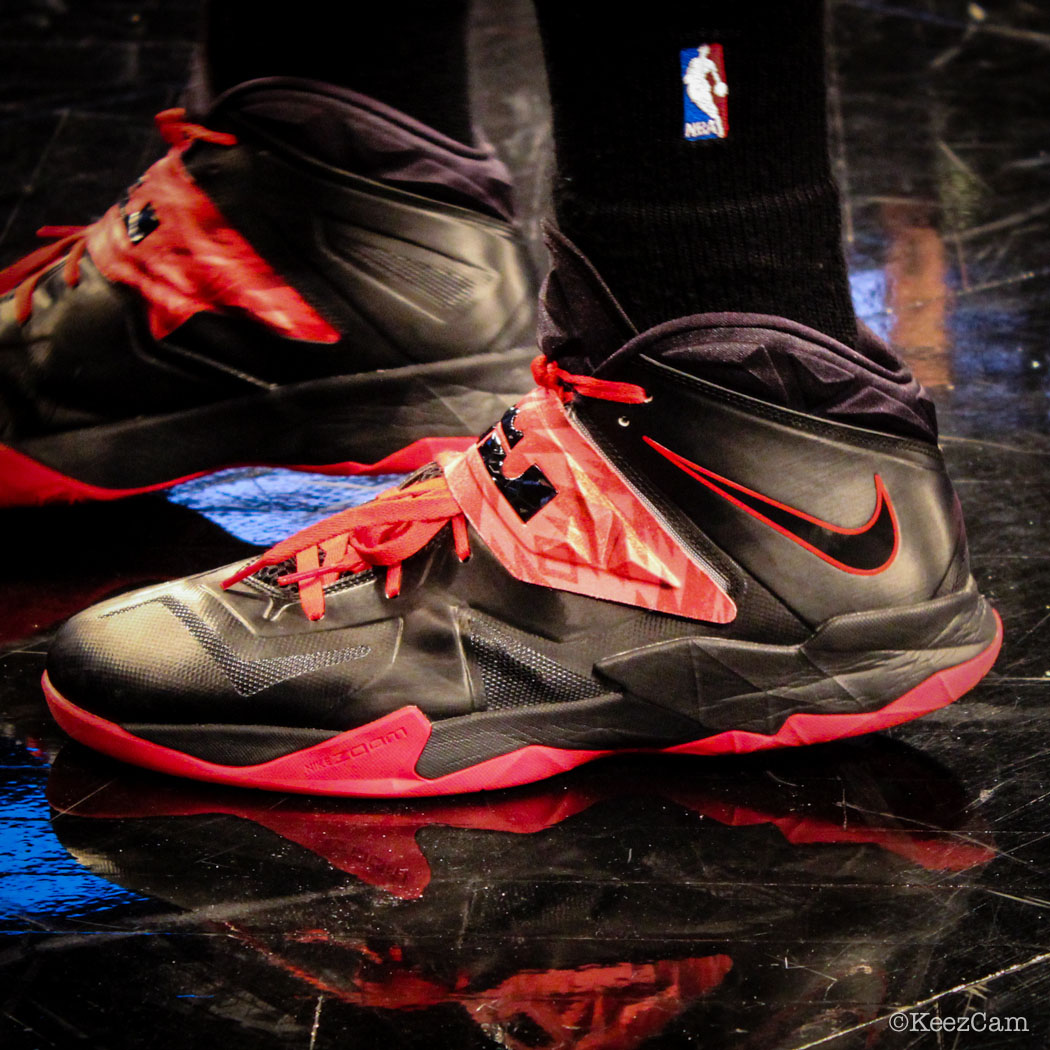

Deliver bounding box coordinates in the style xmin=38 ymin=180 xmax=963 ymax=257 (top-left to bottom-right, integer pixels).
xmin=3 ymin=1 xmax=1050 ymax=1046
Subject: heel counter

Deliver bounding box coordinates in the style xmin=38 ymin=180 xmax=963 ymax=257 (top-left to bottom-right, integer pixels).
xmin=933 ymin=491 xmax=974 ymax=598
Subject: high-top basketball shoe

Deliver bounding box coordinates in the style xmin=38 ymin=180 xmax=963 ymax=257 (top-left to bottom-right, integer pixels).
xmin=0 ymin=78 xmax=536 ymax=505
xmin=42 ymin=231 xmax=1002 ymax=796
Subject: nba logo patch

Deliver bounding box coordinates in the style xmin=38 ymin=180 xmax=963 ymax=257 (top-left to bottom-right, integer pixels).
xmin=681 ymin=44 xmax=729 ymax=141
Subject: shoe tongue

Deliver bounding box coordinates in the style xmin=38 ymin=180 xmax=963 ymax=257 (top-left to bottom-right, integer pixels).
xmin=203 ymin=77 xmax=516 ymax=221
xmin=537 ymin=226 xmax=637 ymax=374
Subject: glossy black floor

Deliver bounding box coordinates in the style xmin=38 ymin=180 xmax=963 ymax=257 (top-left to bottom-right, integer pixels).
xmin=2 ymin=1 xmax=1050 ymax=1047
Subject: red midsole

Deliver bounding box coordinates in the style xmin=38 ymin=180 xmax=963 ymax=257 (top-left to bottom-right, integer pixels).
xmin=41 ymin=613 xmax=1001 ymax=798
xmin=0 ymin=436 xmax=475 ymax=507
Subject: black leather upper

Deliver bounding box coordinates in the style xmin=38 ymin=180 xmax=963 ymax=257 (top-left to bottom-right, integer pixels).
xmin=575 ymin=354 xmax=967 ymax=626
xmin=46 ymin=512 xmax=810 ymax=733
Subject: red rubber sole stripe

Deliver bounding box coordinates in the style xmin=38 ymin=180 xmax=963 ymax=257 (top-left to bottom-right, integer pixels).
xmin=41 ymin=613 xmax=1001 ymax=798
xmin=0 ymin=436 xmax=475 ymax=507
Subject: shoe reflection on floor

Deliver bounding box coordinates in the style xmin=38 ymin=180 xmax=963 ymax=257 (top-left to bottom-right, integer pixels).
xmin=38 ymin=740 xmax=994 ymax=1050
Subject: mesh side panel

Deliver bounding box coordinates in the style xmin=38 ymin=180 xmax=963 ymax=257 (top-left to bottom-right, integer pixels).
xmin=465 ymin=615 xmax=606 ymax=712
xmin=345 ymin=241 xmax=479 ymax=311
xmin=253 ymin=557 xmax=297 ymax=589
xmin=247 ymin=556 xmax=376 ymax=599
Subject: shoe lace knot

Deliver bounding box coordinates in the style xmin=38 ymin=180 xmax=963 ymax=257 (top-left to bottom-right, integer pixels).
xmin=223 ymin=355 xmax=651 ymax=620
xmin=530 ymin=353 xmax=651 ymax=404
xmin=153 ymin=107 xmax=238 ymax=149
xmin=0 ymin=109 xmax=237 ymax=325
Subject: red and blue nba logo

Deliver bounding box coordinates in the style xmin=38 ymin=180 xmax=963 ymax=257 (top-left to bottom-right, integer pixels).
xmin=681 ymin=44 xmax=729 ymax=141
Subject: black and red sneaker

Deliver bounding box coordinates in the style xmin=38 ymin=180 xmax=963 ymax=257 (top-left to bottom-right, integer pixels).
xmin=0 ymin=78 xmax=536 ymax=505
xmin=42 ymin=232 xmax=1002 ymax=796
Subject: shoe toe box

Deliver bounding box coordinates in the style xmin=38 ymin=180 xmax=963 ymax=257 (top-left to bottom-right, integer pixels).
xmin=48 ymin=574 xmax=247 ymax=725
xmin=46 ymin=566 xmax=388 ymax=731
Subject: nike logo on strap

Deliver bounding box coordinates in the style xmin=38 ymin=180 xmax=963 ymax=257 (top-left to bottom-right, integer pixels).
xmin=643 ymin=437 xmax=899 ymax=575
xmin=106 ymin=596 xmax=370 ymax=696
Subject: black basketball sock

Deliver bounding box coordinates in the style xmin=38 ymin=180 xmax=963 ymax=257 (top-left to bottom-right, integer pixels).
xmin=533 ymin=0 xmax=858 ymax=348
xmin=202 ymin=1 xmax=475 ymax=144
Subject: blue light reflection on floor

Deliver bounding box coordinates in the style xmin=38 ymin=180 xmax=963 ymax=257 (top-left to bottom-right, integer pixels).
xmin=0 ymin=749 xmax=145 ymax=927
xmin=164 ymin=467 xmax=407 ymax=545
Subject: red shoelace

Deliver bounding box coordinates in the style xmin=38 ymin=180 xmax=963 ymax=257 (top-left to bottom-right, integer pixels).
xmin=0 ymin=109 xmax=237 ymax=325
xmin=224 ymin=357 xmax=650 ymax=620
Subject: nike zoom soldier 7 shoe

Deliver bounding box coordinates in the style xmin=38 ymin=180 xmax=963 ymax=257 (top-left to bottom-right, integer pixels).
xmin=0 ymin=78 xmax=536 ymax=505
xmin=42 ymin=232 xmax=1002 ymax=796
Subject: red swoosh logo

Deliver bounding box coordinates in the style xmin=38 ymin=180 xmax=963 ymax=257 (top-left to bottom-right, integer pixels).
xmin=643 ymin=437 xmax=899 ymax=575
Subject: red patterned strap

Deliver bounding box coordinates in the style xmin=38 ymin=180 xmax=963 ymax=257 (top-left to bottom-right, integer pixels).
xmin=225 ymin=357 xmax=736 ymax=626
